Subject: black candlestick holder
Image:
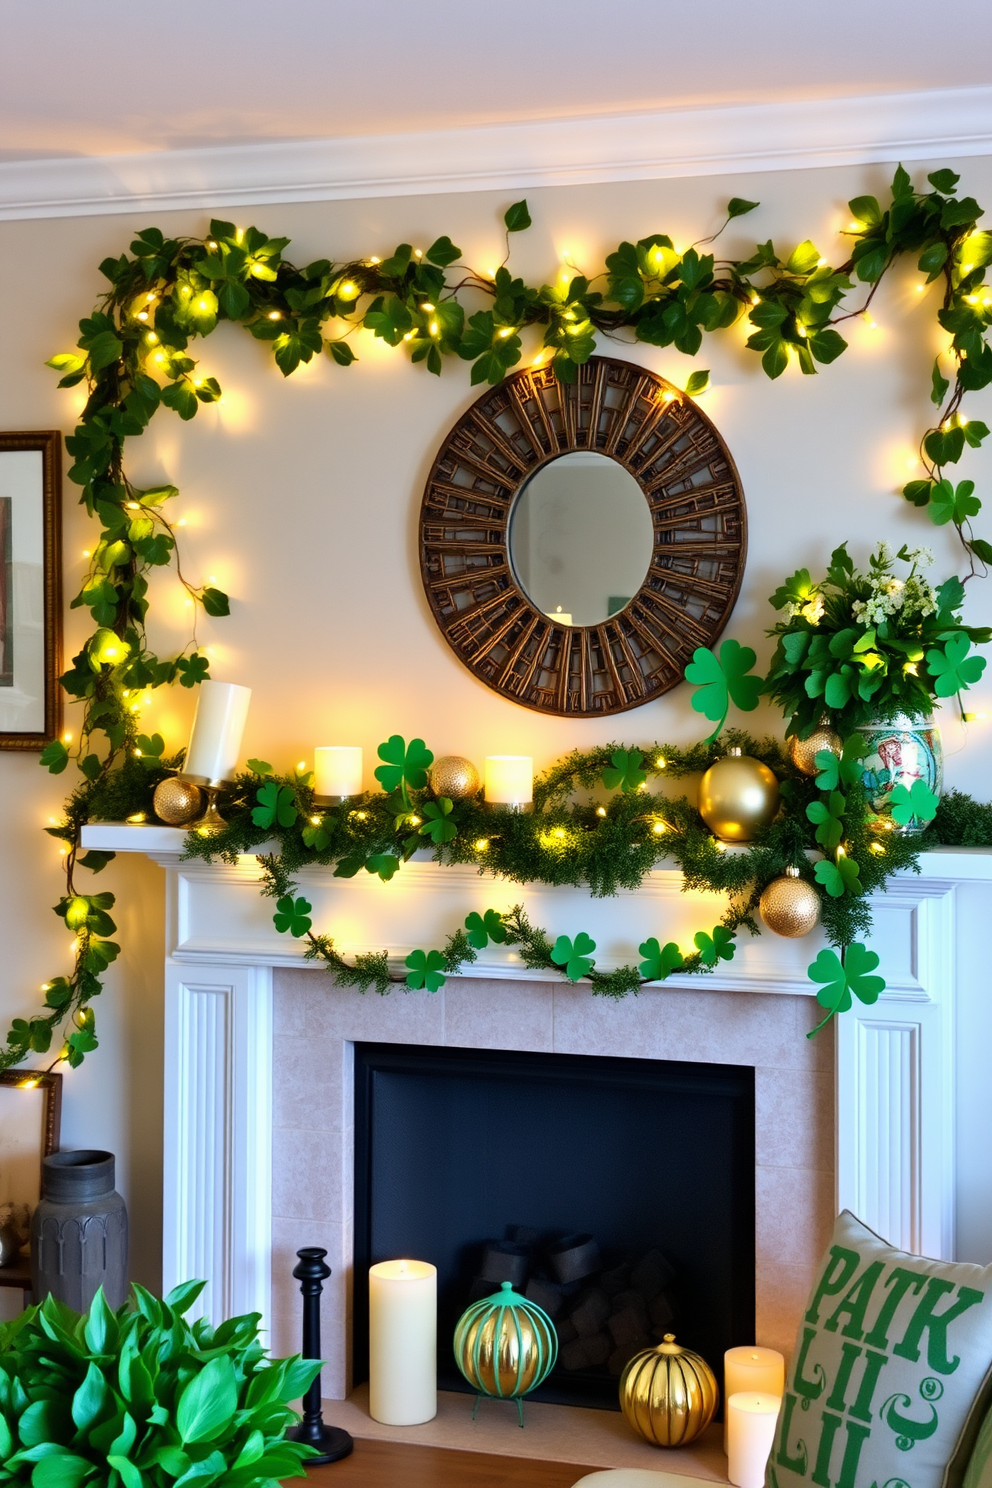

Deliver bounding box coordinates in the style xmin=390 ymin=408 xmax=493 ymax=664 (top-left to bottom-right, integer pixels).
xmin=286 ymin=1247 xmax=354 ymax=1465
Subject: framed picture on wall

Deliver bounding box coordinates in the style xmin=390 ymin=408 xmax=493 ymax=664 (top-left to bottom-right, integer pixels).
xmin=0 ymin=1070 xmax=62 ymax=1256
xmin=0 ymin=432 xmax=62 ymax=749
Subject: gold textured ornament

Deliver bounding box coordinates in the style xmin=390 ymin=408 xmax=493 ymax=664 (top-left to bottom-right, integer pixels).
xmin=453 ymin=1282 xmax=557 ymax=1424
xmin=152 ymin=776 xmax=204 ymax=825
xmin=620 ymin=1333 xmax=719 ymax=1448
xmin=429 ymin=755 xmax=481 ymax=800
xmin=788 ymin=721 xmax=842 ymax=777
xmin=697 ymin=748 xmax=780 ymax=843
xmin=759 ymin=865 xmax=821 ymax=937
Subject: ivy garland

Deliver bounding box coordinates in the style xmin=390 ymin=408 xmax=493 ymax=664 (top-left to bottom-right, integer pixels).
xmin=6 ymin=162 xmax=992 ymax=1070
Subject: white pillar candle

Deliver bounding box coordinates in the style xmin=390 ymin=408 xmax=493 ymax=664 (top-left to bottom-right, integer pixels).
xmin=314 ymin=746 xmax=363 ymax=799
xmin=368 ymin=1259 xmax=437 ymax=1426
xmin=727 ymin=1392 xmax=782 ymax=1488
xmin=484 ymin=755 xmax=533 ymax=808
xmin=724 ymin=1346 xmax=785 ymax=1451
xmin=183 ymin=681 xmax=251 ymax=783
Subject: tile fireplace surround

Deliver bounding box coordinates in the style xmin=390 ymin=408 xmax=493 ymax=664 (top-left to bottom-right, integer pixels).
xmin=81 ymin=825 xmax=992 ymax=1403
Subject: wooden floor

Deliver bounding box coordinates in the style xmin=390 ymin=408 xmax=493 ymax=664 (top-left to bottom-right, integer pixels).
xmin=306 ymin=1439 xmax=597 ymax=1487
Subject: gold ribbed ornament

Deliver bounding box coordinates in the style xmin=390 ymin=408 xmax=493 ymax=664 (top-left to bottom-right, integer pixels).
xmin=152 ymin=777 xmax=204 ymax=825
xmin=759 ymin=866 xmax=821 ymax=937
xmin=620 ymin=1333 xmax=719 ymax=1448
xmin=788 ymin=722 xmax=843 ymax=777
xmin=429 ymin=755 xmax=481 ymax=800
xmin=697 ymin=748 xmax=780 ymax=843
xmin=453 ymin=1283 xmax=557 ymax=1421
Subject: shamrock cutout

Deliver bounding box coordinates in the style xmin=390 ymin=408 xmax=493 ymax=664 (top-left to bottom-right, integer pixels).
xmin=685 ymin=640 xmax=761 ymax=741
xmin=694 ymin=926 xmax=736 ymax=966
xmin=333 ymin=854 xmax=364 ymax=879
xmin=550 ymin=932 xmax=597 ymax=981
xmin=806 ymin=790 xmax=847 ymax=853
xmin=807 ymin=944 xmax=884 ymax=1027
xmin=638 ymin=937 xmax=684 ymax=981
xmin=813 ymin=736 xmax=865 ymax=792
xmin=246 ymin=758 xmax=273 ymax=777
xmin=367 ymin=853 xmax=401 ymax=881
xmin=405 ymin=948 xmax=447 ymax=991
xmin=374 ymin=734 xmax=435 ymax=808
xmin=135 ymin=733 xmax=165 ymax=770
xmin=889 ymin=779 xmax=939 ymax=827
xmin=273 ymin=895 xmax=312 ymax=937
xmin=418 ymin=798 xmax=458 ymax=844
xmin=602 ymin=748 xmax=648 ymax=793
xmin=302 ymin=815 xmax=333 ymax=851
xmin=465 ymin=909 xmax=507 ymax=949
xmin=926 ymin=635 xmax=986 ymax=697
xmin=252 ymin=781 xmax=298 ymax=829
xmin=814 ymin=855 xmax=861 ymax=898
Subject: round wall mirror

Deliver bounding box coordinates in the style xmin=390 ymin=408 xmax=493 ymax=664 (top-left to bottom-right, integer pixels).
xmin=419 ymin=356 xmax=747 ymax=717
xmin=508 ymin=452 xmax=654 ymax=628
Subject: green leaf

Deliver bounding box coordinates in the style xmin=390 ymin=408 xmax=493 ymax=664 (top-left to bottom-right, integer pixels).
xmin=889 ymin=779 xmax=939 ymax=826
xmin=848 ymin=195 xmax=882 ymax=228
xmin=727 ymin=198 xmax=759 ymax=218
xmin=806 ymin=790 xmax=847 ymax=853
xmin=601 ymin=748 xmax=648 ymax=793
xmin=405 ymin=948 xmax=447 ymax=992
xmin=251 ymin=781 xmax=298 ymax=829
xmin=201 ymin=587 xmax=230 ymax=617
xmin=77 ymin=850 xmax=115 ymax=873
xmin=247 ymin=758 xmax=273 ymax=776
xmin=813 ymin=736 xmax=864 ymax=792
xmin=926 ymin=634 xmax=986 ymax=695
xmin=464 ymin=909 xmax=507 ymax=949
xmin=550 ymin=932 xmax=597 ymax=981
xmin=694 ymin=926 xmax=736 ymax=966
xmin=367 ymin=853 xmax=400 ymax=881
xmin=327 ymin=340 xmax=356 ymax=366
xmin=374 ymin=735 xmax=434 ymax=794
xmin=33 ymin=1456 xmax=95 ymax=1488
xmin=40 ymin=740 xmax=70 ymax=774
xmin=418 ymin=798 xmax=458 ymax=844
xmin=175 ymin=652 xmax=210 ymax=688
xmin=504 ymin=200 xmax=532 ymax=233
xmin=928 ymin=168 xmax=960 ymax=194
xmin=929 ymin=478 xmax=980 ymax=527
xmin=685 ymin=639 xmax=761 ymax=739
xmin=177 ymin=1356 xmax=239 ymax=1444
xmin=273 ymin=894 xmax=313 ymax=937
xmin=638 ymin=937 xmax=684 ymax=981
xmin=86 ymin=330 xmax=124 ymax=372
xmin=814 ymin=854 xmax=861 ymax=898
xmin=807 ymin=943 xmax=884 ymax=1024
xmin=425 ymin=235 xmax=462 ymax=267
xmin=684 ymin=369 xmax=710 ymax=395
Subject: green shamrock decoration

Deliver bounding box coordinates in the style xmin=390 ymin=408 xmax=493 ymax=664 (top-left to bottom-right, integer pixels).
xmin=813 ymin=736 xmax=865 ymax=791
xmin=252 ymin=781 xmax=298 ymax=829
xmin=694 ymin=925 xmax=736 ymax=965
xmin=302 ymin=815 xmax=333 ymax=851
xmin=405 ymin=948 xmax=447 ymax=991
xmin=418 ymin=798 xmax=458 ymax=844
xmin=685 ymin=640 xmax=761 ymax=740
xmin=638 ymin=937 xmax=685 ymax=981
xmin=602 ymin=748 xmax=648 ymax=793
xmin=889 ymin=779 xmax=939 ymax=826
xmin=465 ymin=909 xmax=507 ymax=949
xmin=374 ymin=734 xmax=435 ymax=809
xmin=367 ymin=853 xmax=401 ymax=881
xmin=550 ymin=932 xmax=597 ymax=981
xmin=246 ymin=758 xmax=274 ymax=776
xmin=807 ymin=943 xmax=885 ymax=1028
xmin=273 ymin=894 xmax=312 ymax=937
xmin=814 ymin=854 xmax=861 ymax=897
xmin=926 ymin=634 xmax=986 ymax=696
xmin=134 ymin=732 xmax=165 ymax=769
xmin=806 ymin=790 xmax=847 ymax=852
xmin=39 ymin=739 xmax=70 ymax=774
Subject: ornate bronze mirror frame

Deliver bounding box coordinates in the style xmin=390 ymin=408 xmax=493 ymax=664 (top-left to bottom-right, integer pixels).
xmin=419 ymin=356 xmax=747 ymax=717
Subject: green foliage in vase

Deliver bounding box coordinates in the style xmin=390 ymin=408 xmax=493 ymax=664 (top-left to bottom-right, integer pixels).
xmin=0 ymin=1282 xmax=319 ymax=1488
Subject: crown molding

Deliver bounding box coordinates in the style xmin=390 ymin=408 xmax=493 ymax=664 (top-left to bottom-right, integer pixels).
xmin=2 ymin=85 xmax=992 ymax=222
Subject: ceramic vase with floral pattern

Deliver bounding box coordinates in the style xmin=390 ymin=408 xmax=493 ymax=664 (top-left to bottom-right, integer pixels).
xmin=856 ymin=715 xmax=942 ymax=836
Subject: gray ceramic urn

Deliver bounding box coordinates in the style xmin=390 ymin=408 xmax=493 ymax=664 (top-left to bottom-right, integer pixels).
xmin=31 ymin=1149 xmax=128 ymax=1310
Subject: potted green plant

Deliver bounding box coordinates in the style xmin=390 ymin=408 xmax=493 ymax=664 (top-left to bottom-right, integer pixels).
xmin=763 ymin=542 xmax=989 ymax=828
xmin=0 ymin=1282 xmax=319 ymax=1488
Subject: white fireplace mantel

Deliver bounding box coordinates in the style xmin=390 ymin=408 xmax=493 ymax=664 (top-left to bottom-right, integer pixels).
xmin=83 ymin=823 xmax=992 ymax=1337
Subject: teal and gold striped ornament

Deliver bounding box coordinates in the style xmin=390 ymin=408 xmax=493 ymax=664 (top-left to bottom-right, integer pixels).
xmin=453 ymin=1280 xmax=558 ymax=1425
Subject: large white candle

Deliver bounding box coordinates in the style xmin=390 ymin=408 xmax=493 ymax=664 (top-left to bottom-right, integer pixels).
xmin=727 ymin=1392 xmax=782 ymax=1488
xmin=183 ymin=681 xmax=251 ymax=782
xmin=484 ymin=755 xmax=533 ymax=808
xmin=368 ymin=1259 xmax=437 ymax=1426
xmin=314 ymin=746 xmax=363 ymax=799
xmin=724 ymin=1346 xmax=785 ymax=1451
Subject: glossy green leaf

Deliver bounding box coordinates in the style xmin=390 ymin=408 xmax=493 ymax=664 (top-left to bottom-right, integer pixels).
xmin=550 ymin=932 xmax=596 ymax=981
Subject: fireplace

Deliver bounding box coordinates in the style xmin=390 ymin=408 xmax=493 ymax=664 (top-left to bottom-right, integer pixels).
xmin=351 ymin=1042 xmax=755 ymax=1409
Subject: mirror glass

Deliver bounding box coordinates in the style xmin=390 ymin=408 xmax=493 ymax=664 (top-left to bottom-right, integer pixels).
xmin=508 ymin=452 xmax=654 ymax=626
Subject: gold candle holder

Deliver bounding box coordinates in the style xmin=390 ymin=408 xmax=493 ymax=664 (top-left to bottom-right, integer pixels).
xmin=178 ymin=773 xmax=229 ymax=829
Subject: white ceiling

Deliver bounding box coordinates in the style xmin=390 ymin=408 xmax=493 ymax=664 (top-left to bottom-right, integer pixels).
xmin=3 ymin=0 xmax=992 ymax=162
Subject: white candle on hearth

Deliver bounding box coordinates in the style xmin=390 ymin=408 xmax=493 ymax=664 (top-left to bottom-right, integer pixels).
xmin=484 ymin=755 xmax=533 ymax=808
xmin=183 ymin=681 xmax=251 ymax=782
xmin=314 ymin=746 xmax=363 ymax=798
xmin=368 ymin=1258 xmax=437 ymax=1425
xmin=724 ymin=1346 xmax=785 ymax=1451
xmin=727 ymin=1392 xmax=782 ymax=1488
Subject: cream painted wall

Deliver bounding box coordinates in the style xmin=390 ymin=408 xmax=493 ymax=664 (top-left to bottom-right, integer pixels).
xmin=1 ymin=154 xmax=991 ymax=1298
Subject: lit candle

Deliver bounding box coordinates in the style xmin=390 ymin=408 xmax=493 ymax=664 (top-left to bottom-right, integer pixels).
xmin=183 ymin=681 xmax=251 ymax=783
xmin=314 ymin=746 xmax=363 ymax=800
xmin=727 ymin=1393 xmax=782 ymax=1488
xmin=368 ymin=1258 xmax=437 ymax=1426
xmin=724 ymin=1346 xmax=785 ymax=1451
xmin=484 ymin=755 xmax=533 ymax=811
xmin=548 ymin=607 xmax=573 ymax=625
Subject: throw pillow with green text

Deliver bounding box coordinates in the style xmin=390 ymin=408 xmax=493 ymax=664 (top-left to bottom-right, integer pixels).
xmin=767 ymin=1211 xmax=992 ymax=1488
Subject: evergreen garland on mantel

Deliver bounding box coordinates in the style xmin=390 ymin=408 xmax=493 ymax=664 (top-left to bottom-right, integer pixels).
xmin=7 ymin=162 xmax=992 ymax=1070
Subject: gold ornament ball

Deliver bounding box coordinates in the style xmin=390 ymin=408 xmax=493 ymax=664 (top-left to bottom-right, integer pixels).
xmin=620 ymin=1334 xmax=719 ymax=1448
xmin=788 ymin=723 xmax=842 ymax=777
xmin=453 ymin=1283 xmax=557 ymax=1402
xmin=759 ymin=866 xmax=821 ymax=938
xmin=430 ymin=754 xmax=481 ymax=800
xmin=697 ymin=749 xmax=780 ymax=843
xmin=153 ymin=777 xmax=204 ymax=826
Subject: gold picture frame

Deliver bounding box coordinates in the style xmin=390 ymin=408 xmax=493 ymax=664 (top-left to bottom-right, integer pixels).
xmin=0 ymin=431 xmax=63 ymax=749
